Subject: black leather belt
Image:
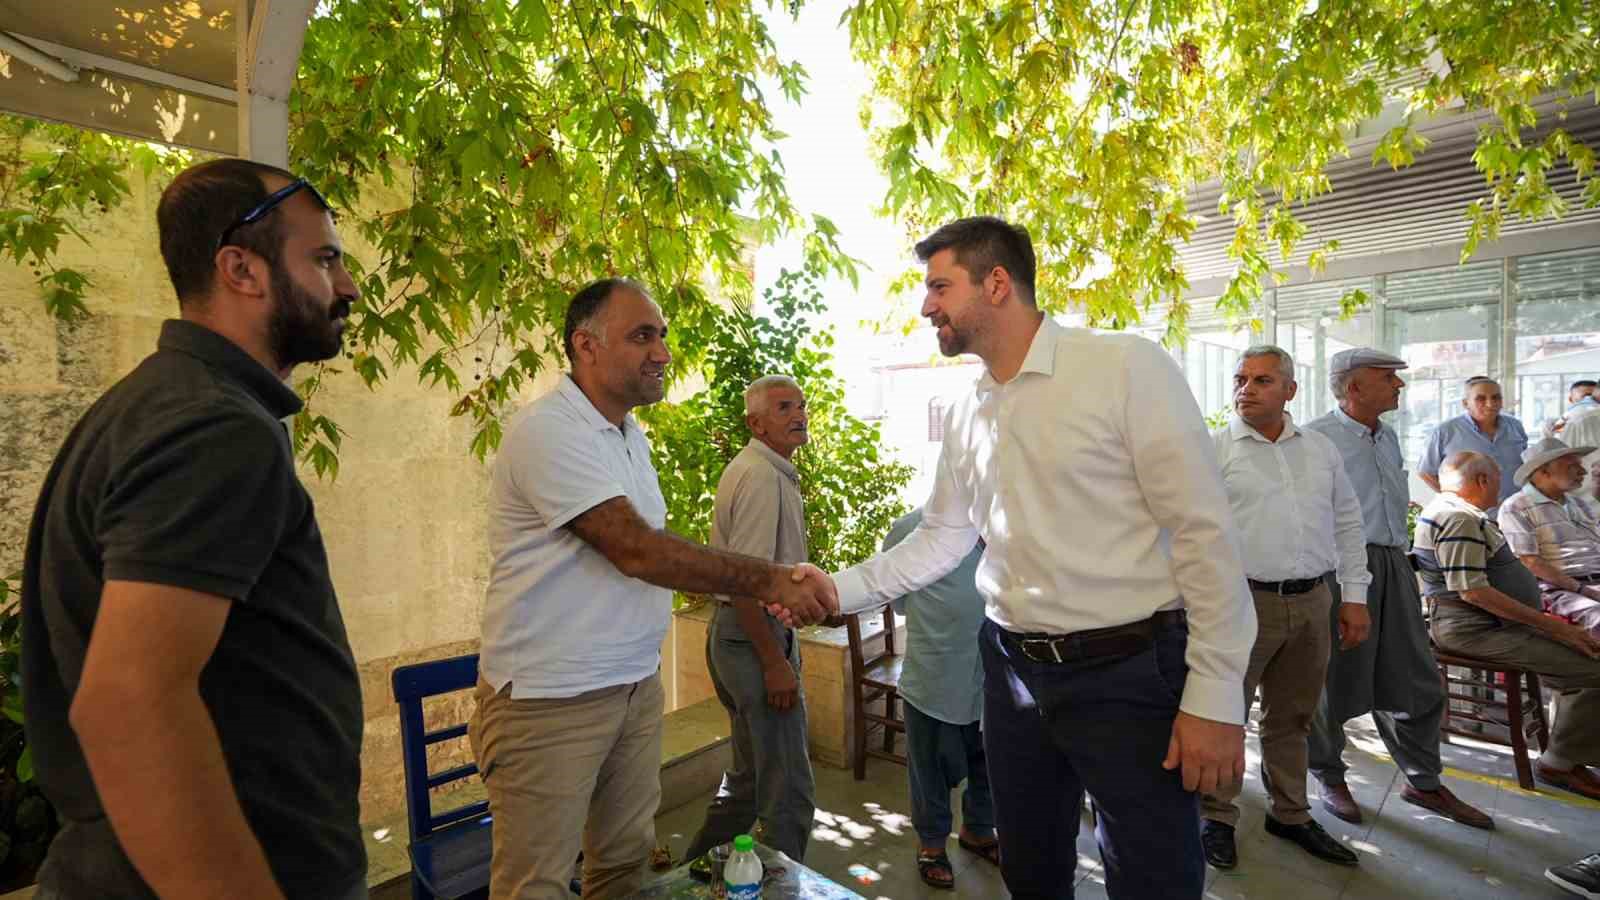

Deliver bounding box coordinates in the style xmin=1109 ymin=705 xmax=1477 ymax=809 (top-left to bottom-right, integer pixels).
xmin=1248 ymin=576 xmax=1325 ymax=596
xmin=1002 ymin=610 xmax=1186 ymax=665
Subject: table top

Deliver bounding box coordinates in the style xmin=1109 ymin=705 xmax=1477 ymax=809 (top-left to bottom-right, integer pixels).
xmin=636 ymin=843 xmax=866 ymax=899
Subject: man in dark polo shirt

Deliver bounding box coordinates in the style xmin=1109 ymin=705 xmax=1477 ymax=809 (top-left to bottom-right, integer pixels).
xmin=21 ymin=157 xmax=365 ymax=899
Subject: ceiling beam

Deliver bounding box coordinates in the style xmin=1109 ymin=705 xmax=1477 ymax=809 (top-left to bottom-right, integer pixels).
xmin=235 ymin=0 xmax=315 ymax=166
xmin=2 ymin=32 xmax=236 ymax=101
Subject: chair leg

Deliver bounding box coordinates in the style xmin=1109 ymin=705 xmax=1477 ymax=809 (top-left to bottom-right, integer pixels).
xmin=1505 ymin=670 xmax=1535 ymax=791
xmin=853 ymin=690 xmax=868 ymax=781
xmin=883 ymin=694 xmax=897 ymax=753
xmin=1436 ymin=664 xmax=1453 ymax=744
xmin=1527 ymin=671 xmax=1551 ymax=752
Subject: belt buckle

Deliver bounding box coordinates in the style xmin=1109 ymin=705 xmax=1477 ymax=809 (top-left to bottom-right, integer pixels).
xmin=1021 ymin=637 xmax=1063 ymax=664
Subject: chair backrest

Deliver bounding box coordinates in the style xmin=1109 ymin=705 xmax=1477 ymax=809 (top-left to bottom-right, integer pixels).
xmin=845 ymin=603 xmax=898 ymax=673
xmin=391 ymin=654 xmax=488 ymax=842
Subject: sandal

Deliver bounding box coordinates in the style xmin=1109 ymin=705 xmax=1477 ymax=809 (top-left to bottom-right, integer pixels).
xmin=958 ymin=835 xmax=1001 ymax=867
xmin=917 ymin=849 xmax=956 ymax=890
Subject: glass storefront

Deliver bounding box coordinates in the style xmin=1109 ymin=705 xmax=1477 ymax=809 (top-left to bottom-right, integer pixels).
xmin=1165 ymin=246 xmax=1600 ymax=471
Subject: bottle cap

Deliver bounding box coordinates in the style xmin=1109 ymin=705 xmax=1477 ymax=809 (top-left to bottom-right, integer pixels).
xmin=733 ymin=834 xmax=754 ymax=852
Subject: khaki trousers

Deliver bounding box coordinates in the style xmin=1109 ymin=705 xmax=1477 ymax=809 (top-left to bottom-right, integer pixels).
xmin=1431 ymin=605 xmax=1600 ymax=768
xmin=468 ymin=673 xmax=664 ymax=900
xmin=1203 ymin=582 xmax=1333 ymax=826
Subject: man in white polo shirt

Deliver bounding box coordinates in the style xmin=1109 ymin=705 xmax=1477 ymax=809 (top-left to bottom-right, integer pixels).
xmin=1199 ymin=346 xmax=1369 ymax=872
xmin=793 ymin=217 xmax=1257 ymax=900
xmin=469 ymin=279 xmax=837 ymax=900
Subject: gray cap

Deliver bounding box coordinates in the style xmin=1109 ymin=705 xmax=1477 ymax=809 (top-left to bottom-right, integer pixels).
xmin=1329 ymin=347 xmax=1408 ymax=376
xmin=1514 ymin=437 xmax=1599 ymax=486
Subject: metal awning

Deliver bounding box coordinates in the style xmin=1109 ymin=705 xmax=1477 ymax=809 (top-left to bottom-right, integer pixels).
xmin=0 ymin=0 xmax=313 ymax=164
xmin=1178 ymin=93 xmax=1600 ymax=301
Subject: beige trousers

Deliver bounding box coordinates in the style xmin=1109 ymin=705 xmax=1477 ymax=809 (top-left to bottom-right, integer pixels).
xmin=468 ymin=673 xmax=664 ymax=900
xmin=1202 ymin=582 xmax=1334 ymax=827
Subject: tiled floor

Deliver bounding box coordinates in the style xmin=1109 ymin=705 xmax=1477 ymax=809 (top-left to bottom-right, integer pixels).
xmin=656 ymin=714 xmax=1600 ymax=899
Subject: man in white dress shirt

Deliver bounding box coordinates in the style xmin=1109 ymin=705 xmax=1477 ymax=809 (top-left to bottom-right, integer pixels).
xmin=1199 ymin=346 xmax=1369 ymax=872
xmin=796 ymin=217 xmax=1258 ymax=900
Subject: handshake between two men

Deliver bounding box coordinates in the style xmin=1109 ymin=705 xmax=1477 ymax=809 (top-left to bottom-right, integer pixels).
xmin=765 ymin=563 xmax=840 ymax=626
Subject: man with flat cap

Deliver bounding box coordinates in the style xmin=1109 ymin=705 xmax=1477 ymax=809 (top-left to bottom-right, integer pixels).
xmin=1304 ymin=348 xmax=1494 ymax=830
xmin=1499 ymin=437 xmax=1600 ymax=644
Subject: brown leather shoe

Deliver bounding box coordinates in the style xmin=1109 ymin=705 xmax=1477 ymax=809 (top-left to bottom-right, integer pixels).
xmin=1400 ymin=785 xmax=1494 ymax=830
xmin=1536 ymin=763 xmax=1600 ymax=800
xmin=1319 ymin=782 xmax=1362 ymax=824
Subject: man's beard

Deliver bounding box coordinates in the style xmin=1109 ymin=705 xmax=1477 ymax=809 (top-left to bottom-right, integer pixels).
xmin=625 ymin=369 xmax=666 ymax=406
xmin=933 ymin=316 xmax=970 ymax=357
xmin=268 ymin=259 xmax=348 ymax=368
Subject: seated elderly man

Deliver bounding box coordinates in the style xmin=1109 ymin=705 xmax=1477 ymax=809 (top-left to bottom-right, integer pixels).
xmin=1415 ymin=451 xmax=1600 ymax=800
xmin=1498 ymin=438 xmax=1600 ymax=641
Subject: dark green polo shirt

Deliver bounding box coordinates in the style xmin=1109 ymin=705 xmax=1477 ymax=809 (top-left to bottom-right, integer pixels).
xmin=21 ymin=320 xmax=364 ymax=898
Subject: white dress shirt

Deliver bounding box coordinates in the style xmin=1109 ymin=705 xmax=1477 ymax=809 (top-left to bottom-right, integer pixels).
xmin=1214 ymin=416 xmax=1372 ymax=604
xmin=834 ymin=317 xmax=1258 ymax=725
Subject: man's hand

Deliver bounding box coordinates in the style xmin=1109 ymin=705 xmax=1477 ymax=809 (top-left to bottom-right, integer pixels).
xmin=764 ymin=563 xmax=838 ymax=627
xmin=763 ymin=660 xmax=800 ymax=710
xmin=1545 ymin=619 xmax=1600 ymax=659
xmin=1162 ymin=711 xmax=1246 ymax=794
xmin=1337 ymin=602 xmax=1371 ymax=650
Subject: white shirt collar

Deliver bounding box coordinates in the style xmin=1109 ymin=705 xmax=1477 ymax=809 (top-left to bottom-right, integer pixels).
xmin=976 ymin=315 xmax=1058 ymax=394
xmin=557 ymin=373 xmax=635 ymax=434
xmin=1229 ymin=414 xmax=1299 ymax=444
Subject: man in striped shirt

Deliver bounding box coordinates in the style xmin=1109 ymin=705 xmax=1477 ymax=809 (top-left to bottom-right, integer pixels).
xmin=1499 ymin=438 xmax=1600 ymax=641
xmin=1415 ymin=451 xmax=1600 ymax=800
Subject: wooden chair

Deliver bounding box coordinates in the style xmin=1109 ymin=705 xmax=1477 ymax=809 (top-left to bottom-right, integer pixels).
xmin=392 ymin=654 xmax=493 ymax=900
xmin=846 ymin=604 xmax=907 ymax=780
xmin=1432 ymin=646 xmax=1550 ymax=790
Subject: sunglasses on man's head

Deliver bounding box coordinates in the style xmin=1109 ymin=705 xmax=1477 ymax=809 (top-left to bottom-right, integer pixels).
xmin=216 ymin=178 xmax=332 ymax=254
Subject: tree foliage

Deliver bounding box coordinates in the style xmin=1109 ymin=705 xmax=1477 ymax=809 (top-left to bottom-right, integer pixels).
xmin=845 ymin=0 xmax=1600 ymax=343
xmin=0 ymin=116 xmax=186 ymax=321
xmin=639 ymin=267 xmax=913 ymax=578
xmin=290 ymin=0 xmax=858 ymax=466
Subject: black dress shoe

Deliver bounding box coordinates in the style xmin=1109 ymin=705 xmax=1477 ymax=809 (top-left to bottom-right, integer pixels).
xmin=1201 ymin=820 xmax=1237 ymax=870
xmin=1265 ymin=817 xmax=1359 ymax=867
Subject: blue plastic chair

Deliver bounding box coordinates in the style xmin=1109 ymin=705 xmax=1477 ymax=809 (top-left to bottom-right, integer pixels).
xmin=392 ymin=654 xmax=492 ymax=900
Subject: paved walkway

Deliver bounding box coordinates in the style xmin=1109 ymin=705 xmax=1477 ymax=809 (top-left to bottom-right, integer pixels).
xmin=656 ymin=714 xmax=1600 ymax=899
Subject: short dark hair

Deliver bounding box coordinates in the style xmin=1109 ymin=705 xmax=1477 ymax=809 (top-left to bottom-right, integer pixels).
xmin=157 ymin=157 xmax=296 ymax=303
xmin=1572 ymin=379 xmax=1599 ymax=392
xmin=1464 ymin=375 xmax=1498 ymax=388
xmin=563 ymin=278 xmax=647 ymax=363
xmin=913 ymin=216 xmax=1037 ymax=306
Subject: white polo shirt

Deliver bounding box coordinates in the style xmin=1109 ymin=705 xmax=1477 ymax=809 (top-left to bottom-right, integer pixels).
xmin=478 ymin=374 xmax=672 ymax=698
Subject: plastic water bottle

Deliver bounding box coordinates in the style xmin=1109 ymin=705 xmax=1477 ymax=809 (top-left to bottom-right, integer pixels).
xmin=724 ymin=833 xmax=762 ymax=898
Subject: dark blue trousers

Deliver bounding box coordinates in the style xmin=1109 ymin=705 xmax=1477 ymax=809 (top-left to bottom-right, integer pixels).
xmin=979 ymin=617 xmax=1204 ymax=900
xmin=904 ymin=700 xmax=995 ymax=846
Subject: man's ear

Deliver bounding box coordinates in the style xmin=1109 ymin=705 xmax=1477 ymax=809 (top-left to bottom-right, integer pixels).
xmin=571 ymin=329 xmax=599 ymax=367
xmin=986 ymin=266 xmax=1013 ymax=307
xmin=213 ymin=246 xmax=271 ymax=300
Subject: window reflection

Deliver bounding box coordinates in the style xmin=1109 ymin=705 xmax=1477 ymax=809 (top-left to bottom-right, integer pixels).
xmin=1514 ymin=248 xmax=1600 ymax=433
